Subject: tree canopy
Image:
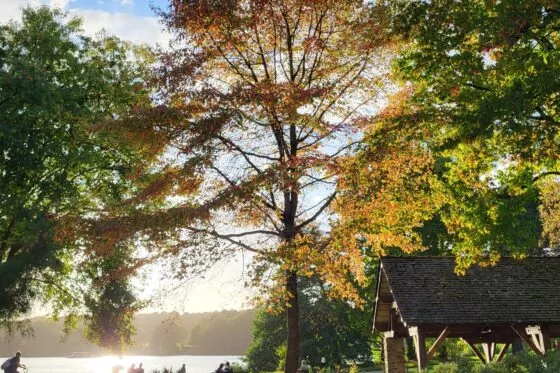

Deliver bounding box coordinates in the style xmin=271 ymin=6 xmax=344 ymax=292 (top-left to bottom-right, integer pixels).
xmin=0 ymin=6 xmax=150 ymax=351
xmin=73 ymin=0 xmax=394 ymax=370
xmin=336 ymin=0 xmax=560 ymax=272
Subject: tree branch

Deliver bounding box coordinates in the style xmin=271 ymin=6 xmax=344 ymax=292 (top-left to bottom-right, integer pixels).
xmin=295 ymin=191 xmax=337 ymax=231
xmin=186 ymin=227 xmax=272 ymax=254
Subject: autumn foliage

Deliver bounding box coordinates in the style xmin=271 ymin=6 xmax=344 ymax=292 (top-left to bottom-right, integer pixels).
xmin=58 ymin=1 xmax=396 ymax=371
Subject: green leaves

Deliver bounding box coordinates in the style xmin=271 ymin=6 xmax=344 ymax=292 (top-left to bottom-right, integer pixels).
xmin=336 ymin=0 xmax=560 ymax=270
xmin=0 ymin=6 xmax=149 ymax=347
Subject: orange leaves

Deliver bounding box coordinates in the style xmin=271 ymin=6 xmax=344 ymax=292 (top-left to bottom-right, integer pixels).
xmin=374 ymin=85 xmax=414 ymax=123
xmin=335 ymin=129 xmax=443 ymax=256
xmin=234 ymin=81 xmax=326 ymax=119
xmin=250 ymin=230 xmax=367 ymax=312
xmin=135 ymin=0 xmax=395 ymax=314
xmin=126 ymin=165 xmax=204 ymax=205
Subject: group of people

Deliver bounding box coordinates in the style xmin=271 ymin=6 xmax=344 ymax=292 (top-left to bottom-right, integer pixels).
xmin=126 ymin=363 xmax=145 ymax=373
xmin=1 ymin=351 xmax=26 ymax=373
xmin=214 ymin=362 xmax=233 ymax=373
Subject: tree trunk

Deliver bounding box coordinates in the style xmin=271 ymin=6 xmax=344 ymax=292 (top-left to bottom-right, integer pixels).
xmin=285 ymin=269 xmax=300 ymax=373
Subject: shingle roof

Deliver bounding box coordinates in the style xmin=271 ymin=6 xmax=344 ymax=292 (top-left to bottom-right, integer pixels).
xmin=379 ymin=256 xmax=560 ymax=325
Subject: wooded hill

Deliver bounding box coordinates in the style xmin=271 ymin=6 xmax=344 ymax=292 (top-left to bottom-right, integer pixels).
xmin=0 ymin=310 xmax=255 ymax=357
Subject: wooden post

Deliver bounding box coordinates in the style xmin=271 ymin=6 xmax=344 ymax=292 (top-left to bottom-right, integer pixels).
xmin=525 ymin=325 xmax=551 ymax=353
xmin=482 ymin=343 xmax=495 ymax=363
xmin=409 ymin=326 xmax=427 ymax=371
xmin=463 ymin=339 xmax=487 ymax=364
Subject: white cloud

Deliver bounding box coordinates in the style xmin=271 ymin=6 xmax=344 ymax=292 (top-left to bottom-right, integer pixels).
xmin=70 ymin=9 xmax=171 ymax=47
xmin=121 ymin=0 xmax=134 ymax=4
xmin=0 ymin=0 xmax=41 ymax=24
xmin=1 ymin=2 xmax=170 ymax=48
xmin=49 ymin=0 xmax=69 ymax=8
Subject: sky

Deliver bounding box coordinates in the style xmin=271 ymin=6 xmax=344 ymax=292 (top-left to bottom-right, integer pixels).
xmin=2 ymin=0 xmax=254 ymax=314
xmin=2 ymin=0 xmax=171 ymax=46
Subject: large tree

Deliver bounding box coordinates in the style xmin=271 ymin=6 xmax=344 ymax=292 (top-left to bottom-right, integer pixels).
xmin=336 ymin=0 xmax=560 ymax=271
xmin=0 ymin=6 xmax=149 ymax=350
xmin=80 ymin=0 xmax=393 ymax=370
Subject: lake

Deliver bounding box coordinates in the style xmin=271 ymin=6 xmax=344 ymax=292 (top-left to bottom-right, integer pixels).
xmin=0 ymin=355 xmax=244 ymax=373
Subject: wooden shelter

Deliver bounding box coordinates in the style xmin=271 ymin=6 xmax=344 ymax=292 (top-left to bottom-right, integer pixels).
xmin=373 ymin=257 xmax=560 ymax=372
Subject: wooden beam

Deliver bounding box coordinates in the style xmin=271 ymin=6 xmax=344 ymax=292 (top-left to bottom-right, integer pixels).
xmin=378 ymin=294 xmax=394 ymax=303
xmin=463 ymin=339 xmax=487 ymax=364
xmin=409 ymin=326 xmax=427 ymax=370
xmin=543 ymin=327 xmax=551 ymax=352
xmin=526 ymin=326 xmax=546 ymax=354
xmin=427 ymin=327 xmax=449 ymax=362
xmin=482 ymin=342 xmax=495 ymax=363
xmin=384 ymin=331 xmax=395 ymax=338
xmin=511 ymin=325 xmax=545 ymax=357
xmin=526 ymin=325 xmax=552 ymax=352
xmin=496 ymin=343 xmax=510 ymax=362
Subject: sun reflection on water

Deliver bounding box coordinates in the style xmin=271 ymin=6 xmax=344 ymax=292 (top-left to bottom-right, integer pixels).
xmin=22 ymin=355 xmax=243 ymax=373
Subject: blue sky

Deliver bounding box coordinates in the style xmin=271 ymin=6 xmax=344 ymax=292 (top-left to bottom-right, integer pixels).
xmin=67 ymin=0 xmax=169 ymax=17
xmin=3 ymin=0 xmax=173 ymax=46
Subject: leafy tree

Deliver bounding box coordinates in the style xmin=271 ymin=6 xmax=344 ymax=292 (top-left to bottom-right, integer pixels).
xmin=337 ymin=0 xmax=560 ymax=271
xmin=82 ymin=247 xmax=142 ymax=353
xmin=245 ymin=308 xmax=285 ymax=372
xmin=0 ymin=6 xmax=149 ymax=349
xmin=245 ymin=260 xmax=377 ymax=373
xmin=79 ymin=1 xmax=393 ymax=370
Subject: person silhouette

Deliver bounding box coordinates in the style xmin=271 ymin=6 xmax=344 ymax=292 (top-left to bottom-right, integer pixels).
xmin=3 ymin=351 xmax=26 ymax=373
xmin=223 ymin=362 xmax=233 ymax=373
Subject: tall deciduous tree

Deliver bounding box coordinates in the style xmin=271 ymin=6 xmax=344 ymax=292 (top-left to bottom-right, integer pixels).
xmin=337 ymin=0 xmax=560 ymax=271
xmin=0 ymin=6 xmax=149 ymax=348
xmin=83 ymin=1 xmax=392 ymax=370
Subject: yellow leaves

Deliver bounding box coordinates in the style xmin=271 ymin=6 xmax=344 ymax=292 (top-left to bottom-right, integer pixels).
xmin=539 ymin=178 xmax=560 ymax=247
xmin=335 ymin=129 xmax=443 ymax=256
xmin=374 ymin=85 xmax=415 ymax=124
xmin=249 ymin=230 xmax=368 ymax=312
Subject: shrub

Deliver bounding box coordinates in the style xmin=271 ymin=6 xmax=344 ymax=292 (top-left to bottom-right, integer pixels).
xmin=231 ymin=362 xmax=249 ymax=373
xmin=433 ymin=362 xmax=459 ymax=373
xmin=470 ymin=350 xmax=560 ymax=373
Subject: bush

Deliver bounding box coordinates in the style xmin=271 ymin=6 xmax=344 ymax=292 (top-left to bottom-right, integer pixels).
xmin=470 ymin=350 xmax=560 ymax=373
xmin=275 ymin=344 xmax=287 ymax=372
xmin=433 ymin=362 xmax=459 ymax=373
xmin=231 ymin=362 xmax=249 ymax=373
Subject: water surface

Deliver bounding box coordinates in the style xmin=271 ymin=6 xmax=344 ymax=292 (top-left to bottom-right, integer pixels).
xmin=2 ymin=355 xmax=243 ymax=373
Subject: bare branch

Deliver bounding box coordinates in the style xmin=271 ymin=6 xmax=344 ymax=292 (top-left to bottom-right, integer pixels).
xmin=186 ymin=227 xmax=272 ymax=254
xmin=295 ymin=191 xmax=337 ymax=231
xmin=533 ymin=171 xmax=560 ymax=183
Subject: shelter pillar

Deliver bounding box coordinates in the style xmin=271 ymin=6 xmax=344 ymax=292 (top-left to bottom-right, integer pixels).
xmin=409 ymin=326 xmax=427 ymax=371
xmin=384 ymin=332 xmax=406 ymax=373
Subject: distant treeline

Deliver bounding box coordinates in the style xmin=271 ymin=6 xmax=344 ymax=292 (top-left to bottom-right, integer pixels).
xmin=0 ymin=310 xmax=255 ymax=357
